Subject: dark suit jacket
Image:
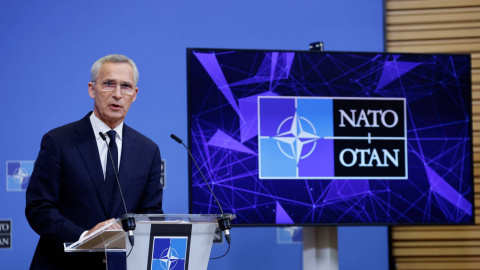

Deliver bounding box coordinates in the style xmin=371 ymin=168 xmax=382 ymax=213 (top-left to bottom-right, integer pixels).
xmin=25 ymin=112 xmax=163 ymax=270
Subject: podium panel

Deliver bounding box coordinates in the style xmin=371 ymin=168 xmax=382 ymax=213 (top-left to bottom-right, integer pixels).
xmin=64 ymin=214 xmax=234 ymax=270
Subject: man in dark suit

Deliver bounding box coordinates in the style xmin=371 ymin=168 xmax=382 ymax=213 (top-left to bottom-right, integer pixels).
xmin=25 ymin=54 xmax=163 ymax=269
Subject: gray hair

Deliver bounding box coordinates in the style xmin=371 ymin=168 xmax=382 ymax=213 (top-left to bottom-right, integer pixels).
xmin=90 ymin=54 xmax=139 ymax=85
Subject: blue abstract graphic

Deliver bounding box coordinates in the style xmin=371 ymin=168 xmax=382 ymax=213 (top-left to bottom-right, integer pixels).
xmin=187 ymin=49 xmax=473 ymax=225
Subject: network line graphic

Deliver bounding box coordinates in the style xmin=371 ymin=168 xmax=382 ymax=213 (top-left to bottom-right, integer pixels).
xmin=188 ymin=49 xmax=473 ymax=225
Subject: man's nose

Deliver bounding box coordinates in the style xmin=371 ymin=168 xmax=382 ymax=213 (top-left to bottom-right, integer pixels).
xmin=111 ymin=85 xmax=122 ymax=97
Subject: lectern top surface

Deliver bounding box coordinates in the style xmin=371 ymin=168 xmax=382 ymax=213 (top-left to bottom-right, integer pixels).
xmin=64 ymin=213 xmax=236 ymax=252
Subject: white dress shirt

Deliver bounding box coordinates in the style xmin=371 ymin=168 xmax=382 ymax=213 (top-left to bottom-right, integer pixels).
xmin=89 ymin=112 xmax=123 ymax=178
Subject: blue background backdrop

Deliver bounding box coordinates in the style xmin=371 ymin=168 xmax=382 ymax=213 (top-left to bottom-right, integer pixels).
xmin=0 ymin=1 xmax=386 ymax=269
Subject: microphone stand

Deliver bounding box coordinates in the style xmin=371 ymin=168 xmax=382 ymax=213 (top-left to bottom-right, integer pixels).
xmin=170 ymin=134 xmax=232 ymax=245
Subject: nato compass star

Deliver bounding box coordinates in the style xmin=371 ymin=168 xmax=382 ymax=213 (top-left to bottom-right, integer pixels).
xmin=273 ymin=111 xmax=320 ymax=164
xmin=160 ymin=247 xmax=180 ymax=269
xmin=13 ymin=167 xmax=29 ymax=185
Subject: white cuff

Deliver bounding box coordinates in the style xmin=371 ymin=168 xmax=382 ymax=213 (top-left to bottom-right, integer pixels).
xmin=79 ymin=230 xmax=89 ymax=240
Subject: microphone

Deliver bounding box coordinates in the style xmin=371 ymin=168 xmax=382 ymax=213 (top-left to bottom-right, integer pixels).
xmin=99 ymin=132 xmax=136 ymax=247
xmin=170 ymin=134 xmax=232 ymax=244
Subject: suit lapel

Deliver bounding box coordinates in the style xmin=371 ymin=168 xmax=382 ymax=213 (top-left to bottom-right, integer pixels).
xmin=74 ymin=113 xmax=109 ymax=217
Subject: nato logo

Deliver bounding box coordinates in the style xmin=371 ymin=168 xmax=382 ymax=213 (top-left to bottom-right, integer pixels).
xmin=6 ymin=161 xmax=34 ymax=191
xmin=151 ymin=237 xmax=187 ymax=270
xmin=258 ymin=96 xmax=407 ymax=179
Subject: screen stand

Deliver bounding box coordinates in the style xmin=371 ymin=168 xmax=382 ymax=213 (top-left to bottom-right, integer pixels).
xmin=303 ymin=226 xmax=338 ymax=270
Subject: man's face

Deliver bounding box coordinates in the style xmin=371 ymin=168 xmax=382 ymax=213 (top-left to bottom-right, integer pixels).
xmin=88 ymin=62 xmax=138 ymax=129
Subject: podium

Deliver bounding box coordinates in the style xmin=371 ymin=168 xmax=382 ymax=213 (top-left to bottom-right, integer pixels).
xmin=64 ymin=214 xmax=234 ymax=270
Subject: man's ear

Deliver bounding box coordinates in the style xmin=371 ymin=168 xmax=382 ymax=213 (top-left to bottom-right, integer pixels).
xmin=132 ymin=87 xmax=138 ymax=102
xmin=88 ymin=82 xmax=95 ymax=99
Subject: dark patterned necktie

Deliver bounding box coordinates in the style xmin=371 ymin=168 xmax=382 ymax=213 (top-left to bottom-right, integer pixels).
xmin=105 ymin=130 xmax=118 ymax=217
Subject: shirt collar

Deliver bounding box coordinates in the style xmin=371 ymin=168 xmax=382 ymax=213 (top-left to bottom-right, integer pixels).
xmin=89 ymin=112 xmax=123 ymax=141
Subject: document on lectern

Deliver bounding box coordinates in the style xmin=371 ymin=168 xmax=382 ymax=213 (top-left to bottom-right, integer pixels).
xmin=64 ymin=218 xmax=125 ymax=252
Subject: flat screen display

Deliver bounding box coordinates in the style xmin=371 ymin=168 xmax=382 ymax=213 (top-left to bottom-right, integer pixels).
xmin=187 ymin=48 xmax=473 ymax=225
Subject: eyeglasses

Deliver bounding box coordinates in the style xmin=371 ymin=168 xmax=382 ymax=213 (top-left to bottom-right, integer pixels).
xmin=93 ymin=80 xmax=136 ymax=95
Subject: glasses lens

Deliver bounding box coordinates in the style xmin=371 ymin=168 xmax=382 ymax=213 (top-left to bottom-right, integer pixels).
xmin=102 ymin=81 xmax=116 ymax=91
xmin=120 ymin=83 xmax=134 ymax=94
xmin=99 ymin=81 xmax=135 ymax=94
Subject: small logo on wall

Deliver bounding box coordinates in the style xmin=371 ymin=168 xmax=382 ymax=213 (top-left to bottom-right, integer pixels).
xmin=6 ymin=161 xmax=34 ymax=191
xmin=151 ymin=237 xmax=187 ymax=270
xmin=0 ymin=220 xmax=11 ymax=249
xmin=277 ymin=226 xmax=302 ymax=244
xmin=258 ymin=97 xmax=407 ymax=179
xmin=160 ymin=159 xmax=166 ymax=189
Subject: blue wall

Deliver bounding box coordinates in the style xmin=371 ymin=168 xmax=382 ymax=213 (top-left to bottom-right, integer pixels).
xmin=0 ymin=1 xmax=385 ymax=269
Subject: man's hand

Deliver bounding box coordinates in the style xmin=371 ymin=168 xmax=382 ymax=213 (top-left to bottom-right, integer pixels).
xmin=85 ymin=218 xmax=122 ymax=237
